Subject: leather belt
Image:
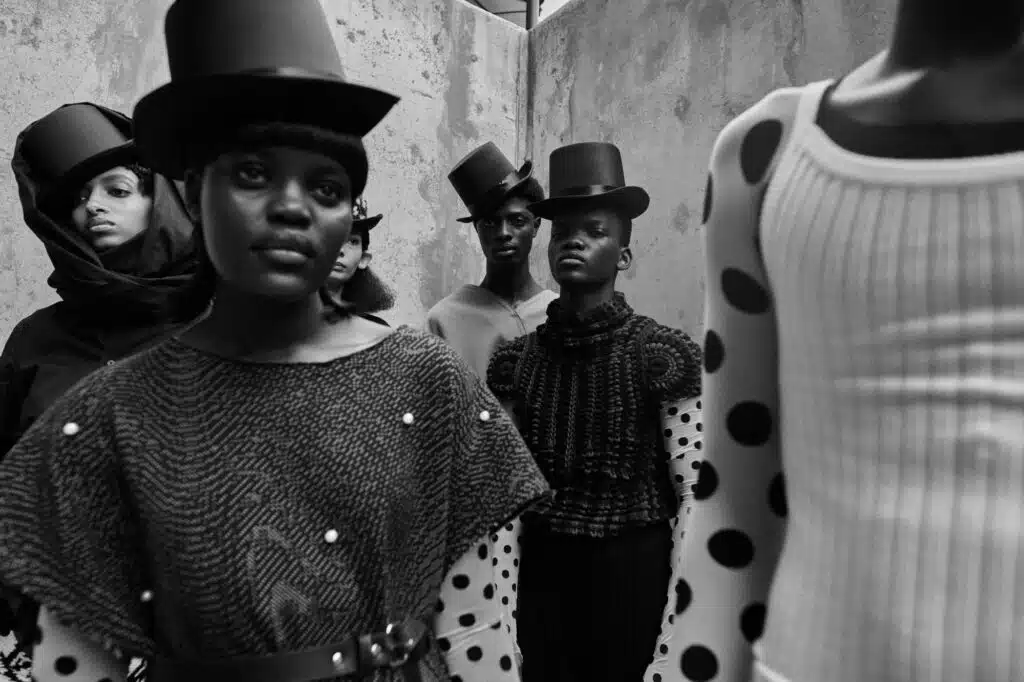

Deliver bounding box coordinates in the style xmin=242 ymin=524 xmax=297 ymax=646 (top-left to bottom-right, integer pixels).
xmin=148 ymin=617 xmax=429 ymax=682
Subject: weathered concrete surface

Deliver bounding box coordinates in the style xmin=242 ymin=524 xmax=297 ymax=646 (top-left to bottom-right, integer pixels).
xmin=525 ymin=0 xmax=894 ymax=336
xmin=0 ymin=0 xmax=525 ymax=347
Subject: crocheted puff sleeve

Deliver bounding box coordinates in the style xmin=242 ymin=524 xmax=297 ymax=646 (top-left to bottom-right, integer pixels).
xmin=641 ymin=323 xmax=703 ymax=404
xmin=0 ymin=369 xmax=154 ymax=658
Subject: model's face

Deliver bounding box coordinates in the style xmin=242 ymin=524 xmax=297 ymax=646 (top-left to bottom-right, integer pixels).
xmin=193 ymin=145 xmax=353 ymax=301
xmin=71 ymin=166 xmax=152 ymax=251
xmin=474 ymin=196 xmax=539 ymax=267
xmin=547 ymin=207 xmax=631 ymax=287
xmin=327 ymin=231 xmax=370 ymax=288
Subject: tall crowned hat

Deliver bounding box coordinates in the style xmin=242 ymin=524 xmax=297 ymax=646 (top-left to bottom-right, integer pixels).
xmin=132 ymin=0 xmax=400 ymax=191
xmin=527 ymin=142 xmax=650 ymax=219
xmin=352 ymin=196 xmax=383 ymax=231
xmin=19 ymin=103 xmax=137 ymax=206
xmin=448 ymin=142 xmax=537 ymax=223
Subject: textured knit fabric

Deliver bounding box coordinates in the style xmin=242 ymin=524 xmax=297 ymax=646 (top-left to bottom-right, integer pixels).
xmin=487 ymin=293 xmax=702 ymax=538
xmin=0 ymin=327 xmax=550 ymax=682
xmin=425 ymin=285 xmax=557 ymax=379
xmin=667 ymin=78 xmax=1024 ymax=682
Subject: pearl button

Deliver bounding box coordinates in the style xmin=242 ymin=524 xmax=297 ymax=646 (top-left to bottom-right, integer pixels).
xmin=61 ymin=422 xmax=80 ymax=436
xmin=479 ymin=410 xmax=491 ymax=422
xmin=331 ymin=651 xmax=345 ymax=667
xmin=402 ymin=412 xmax=414 ymax=425
xmin=106 ymin=360 xmax=115 ymax=366
xmin=140 ymin=590 xmax=154 ymax=602
xmin=324 ymin=529 xmax=339 ymax=544
xmin=370 ymin=643 xmax=383 ymax=657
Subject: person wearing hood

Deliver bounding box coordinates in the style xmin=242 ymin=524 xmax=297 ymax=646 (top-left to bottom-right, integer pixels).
xmin=325 ymin=195 xmax=394 ymax=327
xmin=0 ymin=102 xmax=199 ymax=681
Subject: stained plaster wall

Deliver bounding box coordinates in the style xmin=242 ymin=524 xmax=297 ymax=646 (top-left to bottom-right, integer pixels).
xmin=0 ymin=0 xmax=526 ymax=347
xmin=525 ymin=0 xmax=895 ymax=337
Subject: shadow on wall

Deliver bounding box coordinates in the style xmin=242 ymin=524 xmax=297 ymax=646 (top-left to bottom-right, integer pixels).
xmin=0 ymin=0 xmax=894 ymax=346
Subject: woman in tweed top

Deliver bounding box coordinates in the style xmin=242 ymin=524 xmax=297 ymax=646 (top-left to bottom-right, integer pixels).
xmin=0 ymin=1 xmax=550 ymax=681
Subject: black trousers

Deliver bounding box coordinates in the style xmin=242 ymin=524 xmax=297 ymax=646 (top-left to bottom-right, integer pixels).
xmin=517 ymin=521 xmax=672 ymax=682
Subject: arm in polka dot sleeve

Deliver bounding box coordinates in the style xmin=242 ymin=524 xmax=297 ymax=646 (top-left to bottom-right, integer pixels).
xmin=434 ymin=535 xmax=522 ymax=681
xmin=31 ymin=606 xmax=128 ymax=682
xmin=645 ymin=396 xmax=704 ymax=680
xmin=649 ymin=88 xmax=803 ymax=682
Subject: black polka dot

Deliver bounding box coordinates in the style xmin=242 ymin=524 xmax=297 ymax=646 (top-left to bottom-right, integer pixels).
xmin=663 ymin=428 xmax=673 ymax=437
xmin=681 ymin=413 xmax=691 ymax=423
xmin=500 ymin=654 xmax=513 ymax=671
xmin=435 ymin=598 xmax=445 ymax=613
xmin=467 ymin=646 xmax=483 ymax=662
xmin=511 ymin=608 xmax=517 ymax=618
xmin=451 ymin=676 xmax=463 ymax=682
xmin=55 ymin=657 xmax=78 ymax=675
xmin=667 ymin=614 xmax=674 ymax=625
xmin=693 ymin=461 xmax=718 ymax=500
xmin=694 ymin=440 xmax=702 ymax=449
xmin=492 ymin=557 xmax=498 ymax=566
xmin=704 ymin=329 xmax=724 ymax=373
xmin=696 ymin=400 xmax=701 ymax=409
xmin=695 ymin=423 xmax=703 ymax=432
xmin=477 ymin=543 xmax=488 ymax=560
xmin=458 ymin=613 xmax=476 ymax=627
xmin=680 ymin=645 xmax=718 ymax=681
xmin=674 ymin=578 xmax=692 ymax=614
xmin=483 ymin=583 xmax=495 ymax=599
xmin=726 ymin=401 xmax=773 ymax=446
xmin=492 ymin=621 xmax=502 ymax=630
xmin=678 ymin=436 xmax=689 ymax=446
xmin=721 ymin=268 xmax=770 ymax=314
xmin=502 ymin=570 xmax=510 ymax=579
xmin=452 ymin=574 xmax=470 ymax=589
xmin=690 ymin=460 xmax=700 ymax=470
xmin=660 ymin=643 xmax=669 ymax=654
xmin=739 ymin=119 xmax=783 ymax=184
xmin=668 ymin=405 xmax=679 ymax=416
xmin=701 ymin=173 xmax=713 ymax=223
xmin=740 ymin=602 xmax=767 ymax=643
xmin=502 ymin=596 xmax=509 ymax=605
xmin=654 ymin=675 xmax=663 ymax=682
xmin=768 ymin=473 xmax=788 ymax=517
xmin=708 ymin=529 xmax=755 ymax=568
xmin=437 ymin=636 xmax=451 ymax=651
xmin=505 ymin=523 xmax=515 ymax=531
xmin=503 ymin=544 xmax=512 ymax=554
xmin=513 ymin=558 xmax=519 ymax=567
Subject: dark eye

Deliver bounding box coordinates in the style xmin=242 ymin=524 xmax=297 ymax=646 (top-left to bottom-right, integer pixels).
xmin=235 ymin=162 xmax=267 ymax=185
xmin=479 ymin=218 xmax=498 ymax=231
xmin=313 ymin=180 xmax=347 ymax=204
xmin=510 ymin=215 xmax=529 ymax=228
xmin=108 ymin=186 xmax=133 ymax=199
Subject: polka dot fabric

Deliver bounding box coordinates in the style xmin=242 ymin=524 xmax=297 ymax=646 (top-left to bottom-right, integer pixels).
xmin=31 ymin=606 xmax=127 ymax=682
xmin=433 ymin=534 xmax=521 ymax=681
xmin=644 ymin=396 xmax=704 ymax=682
xmin=658 ymin=87 xmax=801 ymax=682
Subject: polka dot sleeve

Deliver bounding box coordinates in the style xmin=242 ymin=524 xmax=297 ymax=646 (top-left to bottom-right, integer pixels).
xmin=433 ymin=534 xmax=521 ymax=681
xmin=650 ymin=89 xmax=802 ymax=682
xmin=31 ymin=605 xmax=128 ymax=682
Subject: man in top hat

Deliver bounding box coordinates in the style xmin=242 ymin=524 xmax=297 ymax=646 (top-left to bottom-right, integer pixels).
xmin=486 ymin=142 xmax=705 ymax=682
xmin=326 ymin=196 xmax=395 ymax=327
xmin=425 ymin=142 xmax=557 ymax=379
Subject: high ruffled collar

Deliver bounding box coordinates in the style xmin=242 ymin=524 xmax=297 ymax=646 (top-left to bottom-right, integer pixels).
xmin=539 ymin=292 xmax=634 ymax=349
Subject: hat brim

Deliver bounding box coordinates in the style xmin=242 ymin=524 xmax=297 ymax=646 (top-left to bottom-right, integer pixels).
xmin=133 ymin=73 xmax=400 ymax=179
xmin=455 ymin=166 xmax=536 ymax=224
xmin=43 ymin=141 xmax=139 ymax=209
xmin=528 ymin=186 xmax=650 ymax=220
xmin=354 ymin=214 xmax=383 ymax=231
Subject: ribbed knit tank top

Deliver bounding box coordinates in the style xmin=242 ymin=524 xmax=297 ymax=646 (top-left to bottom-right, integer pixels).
xmin=755 ymin=81 xmax=1024 ymax=681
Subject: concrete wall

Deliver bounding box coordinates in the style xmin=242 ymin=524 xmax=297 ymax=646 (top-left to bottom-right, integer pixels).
xmin=525 ymin=0 xmax=894 ymax=337
xmin=0 ymin=0 xmax=526 ymax=347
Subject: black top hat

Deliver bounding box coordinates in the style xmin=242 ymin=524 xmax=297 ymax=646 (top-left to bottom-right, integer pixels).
xmin=353 ymin=196 xmax=383 ymax=232
xmin=20 ymin=103 xmax=137 ymax=206
xmin=133 ymin=0 xmax=400 ymax=180
xmin=448 ymin=142 xmax=537 ymax=223
xmin=528 ymin=142 xmax=650 ymax=220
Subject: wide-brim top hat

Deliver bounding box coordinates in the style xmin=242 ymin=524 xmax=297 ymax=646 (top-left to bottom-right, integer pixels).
xmin=528 ymin=142 xmax=650 ymax=220
xmin=353 ymin=196 xmax=382 ymax=231
xmin=448 ymin=142 xmax=537 ymax=223
xmin=20 ymin=103 xmax=137 ymax=207
xmin=132 ymin=0 xmax=400 ymax=193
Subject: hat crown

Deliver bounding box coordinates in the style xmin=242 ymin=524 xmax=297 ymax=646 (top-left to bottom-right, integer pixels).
xmin=20 ymin=103 xmax=132 ymax=188
xmin=165 ymin=0 xmax=344 ymax=81
xmin=548 ymin=142 xmax=627 ymax=196
xmin=448 ymin=142 xmax=520 ymax=206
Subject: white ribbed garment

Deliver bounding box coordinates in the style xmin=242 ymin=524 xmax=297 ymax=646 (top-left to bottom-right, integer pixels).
xmin=670 ymin=80 xmax=1024 ymax=682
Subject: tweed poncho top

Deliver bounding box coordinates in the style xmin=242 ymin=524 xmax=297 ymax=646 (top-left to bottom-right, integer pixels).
xmin=0 ymin=327 xmax=550 ymax=680
xmin=487 ymin=293 xmax=702 ymax=538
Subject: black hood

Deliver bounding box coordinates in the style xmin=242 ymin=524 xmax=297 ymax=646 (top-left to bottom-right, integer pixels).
xmin=11 ymin=103 xmax=199 ymax=325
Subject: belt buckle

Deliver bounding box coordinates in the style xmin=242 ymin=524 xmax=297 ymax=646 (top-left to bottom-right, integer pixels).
xmin=379 ymin=621 xmax=418 ymax=669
